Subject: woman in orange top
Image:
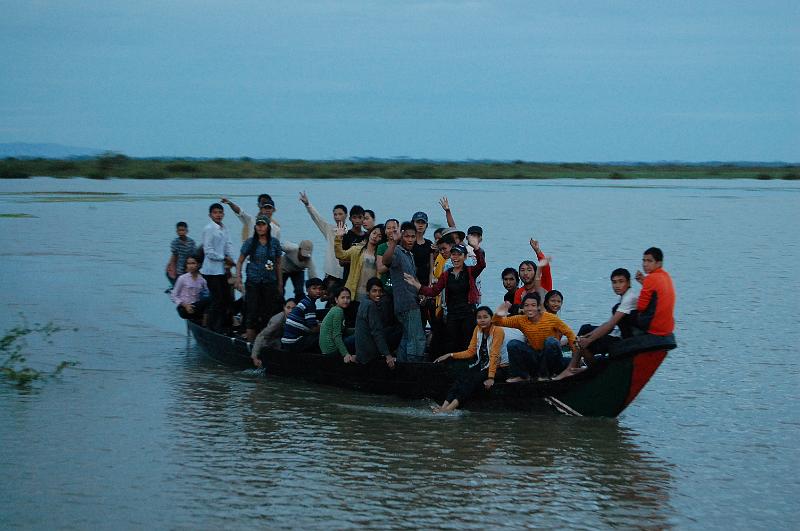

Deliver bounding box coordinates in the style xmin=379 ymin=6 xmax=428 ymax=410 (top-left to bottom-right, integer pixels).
xmin=431 ymin=306 xmax=504 ymax=413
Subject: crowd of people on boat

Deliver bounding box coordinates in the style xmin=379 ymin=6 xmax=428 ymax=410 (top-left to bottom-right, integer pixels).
xmin=166 ymin=191 xmax=675 ymax=412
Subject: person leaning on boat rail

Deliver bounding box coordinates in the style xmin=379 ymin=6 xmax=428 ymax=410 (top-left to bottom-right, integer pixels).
xmin=251 ymin=299 xmax=296 ymax=367
xmin=235 ymin=215 xmax=284 ymax=342
xmin=492 ymin=292 xmax=577 ymax=382
xmin=280 ymin=239 xmax=317 ymax=302
xmin=170 ymin=255 xmax=208 ymax=325
xmin=281 ymin=277 xmax=324 ymax=353
xmin=220 ymin=195 xmax=281 ymax=242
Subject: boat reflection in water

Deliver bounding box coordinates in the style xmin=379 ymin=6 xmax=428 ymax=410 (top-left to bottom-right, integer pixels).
xmin=165 ymin=342 xmax=675 ymax=529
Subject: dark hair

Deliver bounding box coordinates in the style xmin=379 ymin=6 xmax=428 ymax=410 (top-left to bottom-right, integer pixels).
xmin=373 ymin=224 xmax=386 ymax=244
xmin=350 ymin=205 xmax=365 ymax=217
xmin=519 ymin=260 xmax=538 ymax=274
xmin=209 ymin=202 xmax=223 ymax=213
xmin=244 ymin=220 xmax=272 ymax=258
xmin=544 ymin=290 xmax=563 ymax=312
xmin=400 ymin=221 xmax=416 ymax=233
xmin=610 ymin=268 xmax=631 ymax=281
xmin=433 ymin=228 xmax=443 ymax=239
xmin=384 ymin=218 xmax=399 ymax=228
xmin=176 ymin=221 xmax=187 ymax=229
xmin=284 ymin=298 xmax=297 ymax=306
xmin=306 ymin=277 xmax=324 ymax=289
xmin=258 ymin=193 xmax=273 ymax=204
xmin=475 ymin=305 xmax=493 ymax=317
xmin=501 ymin=267 xmax=519 ymax=282
xmin=364 ymin=209 xmax=375 ymax=219
xmin=332 ymin=285 xmax=351 ymax=299
xmin=333 ymin=204 xmax=348 ymax=215
xmin=521 ymin=292 xmax=541 ymax=306
xmin=644 ymin=247 xmax=663 ymax=262
xmin=366 ymin=277 xmax=383 ymax=292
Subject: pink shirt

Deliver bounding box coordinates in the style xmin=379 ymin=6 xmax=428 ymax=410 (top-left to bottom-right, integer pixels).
xmin=171 ymin=273 xmax=207 ymax=306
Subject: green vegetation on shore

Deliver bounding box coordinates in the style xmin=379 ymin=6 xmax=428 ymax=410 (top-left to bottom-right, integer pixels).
xmin=1 ymin=153 xmax=798 ymax=180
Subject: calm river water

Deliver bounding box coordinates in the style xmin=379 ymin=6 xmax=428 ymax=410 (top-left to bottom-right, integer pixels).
xmin=1 ymin=177 xmax=798 ymax=529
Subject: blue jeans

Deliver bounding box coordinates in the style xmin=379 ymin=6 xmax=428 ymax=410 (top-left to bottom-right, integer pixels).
xmin=395 ymin=308 xmax=426 ymax=362
xmin=507 ymin=337 xmax=567 ymax=379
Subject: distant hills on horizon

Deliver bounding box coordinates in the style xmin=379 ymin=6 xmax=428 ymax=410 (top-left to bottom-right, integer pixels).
xmin=0 ymin=142 xmax=796 ymax=167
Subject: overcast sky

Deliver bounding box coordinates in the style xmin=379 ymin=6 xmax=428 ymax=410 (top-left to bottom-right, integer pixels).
xmin=1 ymin=1 xmax=797 ymax=161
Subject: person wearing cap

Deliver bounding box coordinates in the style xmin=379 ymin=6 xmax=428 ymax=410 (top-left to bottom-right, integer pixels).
xmin=404 ymin=235 xmax=486 ymax=354
xmin=280 ymin=239 xmax=317 ymax=301
xmin=298 ymin=191 xmax=347 ymax=282
xmin=235 ymin=215 xmax=284 ymax=342
xmin=382 ymin=221 xmax=427 ymax=362
xmin=220 ymin=194 xmax=281 ymax=243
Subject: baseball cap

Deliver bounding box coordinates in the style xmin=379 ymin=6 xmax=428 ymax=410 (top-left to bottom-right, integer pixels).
xmin=411 ymin=211 xmax=428 ymax=223
xmin=451 ymin=243 xmax=468 ymax=255
xmin=299 ymin=240 xmax=313 ymax=258
xmin=255 ymin=215 xmax=270 ymax=225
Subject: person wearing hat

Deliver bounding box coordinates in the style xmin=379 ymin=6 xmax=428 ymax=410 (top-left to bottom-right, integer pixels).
xmin=221 ymin=194 xmax=281 ymax=242
xmin=404 ymin=236 xmax=486 ymax=354
xmin=280 ymin=239 xmax=317 ymax=302
xmin=235 ymin=215 xmax=284 ymax=342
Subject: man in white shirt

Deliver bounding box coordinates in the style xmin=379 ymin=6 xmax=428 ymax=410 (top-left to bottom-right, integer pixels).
xmin=555 ymin=268 xmax=638 ymax=380
xmin=200 ymin=202 xmax=235 ymax=333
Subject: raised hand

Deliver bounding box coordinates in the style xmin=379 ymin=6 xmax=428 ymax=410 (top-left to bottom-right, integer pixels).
xmin=298 ymin=191 xmax=310 ymax=206
xmin=438 ymin=196 xmax=450 ymax=211
xmin=496 ymin=300 xmax=512 ymax=316
xmin=467 ymin=233 xmax=481 ymax=250
xmin=529 ymin=238 xmax=540 ymax=252
xmin=335 ymin=221 xmax=347 ymax=237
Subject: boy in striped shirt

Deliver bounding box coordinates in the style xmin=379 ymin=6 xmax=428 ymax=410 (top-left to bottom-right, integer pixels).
xmin=281 ymin=278 xmax=324 ymax=352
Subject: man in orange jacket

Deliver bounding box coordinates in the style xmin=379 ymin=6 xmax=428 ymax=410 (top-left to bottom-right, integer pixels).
xmin=635 ymin=247 xmax=676 ymax=336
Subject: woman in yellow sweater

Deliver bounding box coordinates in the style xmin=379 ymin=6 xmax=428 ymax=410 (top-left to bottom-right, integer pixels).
xmin=431 ymin=306 xmax=505 ymax=413
xmin=334 ymin=222 xmax=384 ymax=303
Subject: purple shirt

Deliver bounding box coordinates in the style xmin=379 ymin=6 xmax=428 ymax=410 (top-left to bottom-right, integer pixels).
xmin=171 ymin=273 xmax=208 ymax=306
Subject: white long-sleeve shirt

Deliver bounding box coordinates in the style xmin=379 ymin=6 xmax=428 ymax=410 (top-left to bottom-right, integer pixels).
xmin=304 ymin=203 xmax=344 ymax=279
xmin=200 ymin=220 xmax=233 ymax=275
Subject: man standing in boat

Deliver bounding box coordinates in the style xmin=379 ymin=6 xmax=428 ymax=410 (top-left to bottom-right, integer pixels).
xmin=200 ymin=202 xmax=235 ymax=333
xmin=634 ymin=247 xmax=676 ymax=337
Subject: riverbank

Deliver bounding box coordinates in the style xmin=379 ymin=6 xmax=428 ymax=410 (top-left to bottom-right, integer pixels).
xmin=1 ymin=155 xmax=798 ymax=180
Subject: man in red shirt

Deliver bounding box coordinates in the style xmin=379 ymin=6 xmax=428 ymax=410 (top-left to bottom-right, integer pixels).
xmin=635 ymin=247 xmax=675 ymax=336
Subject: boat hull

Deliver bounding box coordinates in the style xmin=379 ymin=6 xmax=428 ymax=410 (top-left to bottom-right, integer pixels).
xmin=186 ymin=321 xmax=674 ymax=417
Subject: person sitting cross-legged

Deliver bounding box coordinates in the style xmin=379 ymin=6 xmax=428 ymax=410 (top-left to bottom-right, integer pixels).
xmin=492 ymin=293 xmax=577 ymax=382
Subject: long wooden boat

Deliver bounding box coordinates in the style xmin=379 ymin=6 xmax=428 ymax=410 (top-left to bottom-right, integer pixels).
xmin=186 ymin=320 xmax=676 ymax=417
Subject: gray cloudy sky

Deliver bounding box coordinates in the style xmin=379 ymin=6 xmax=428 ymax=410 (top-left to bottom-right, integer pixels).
xmin=1 ymin=1 xmax=798 ymax=161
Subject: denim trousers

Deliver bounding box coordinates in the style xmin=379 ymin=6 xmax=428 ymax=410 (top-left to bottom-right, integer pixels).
xmin=395 ymin=308 xmax=426 ymax=362
xmin=507 ymin=337 xmax=567 ymax=379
